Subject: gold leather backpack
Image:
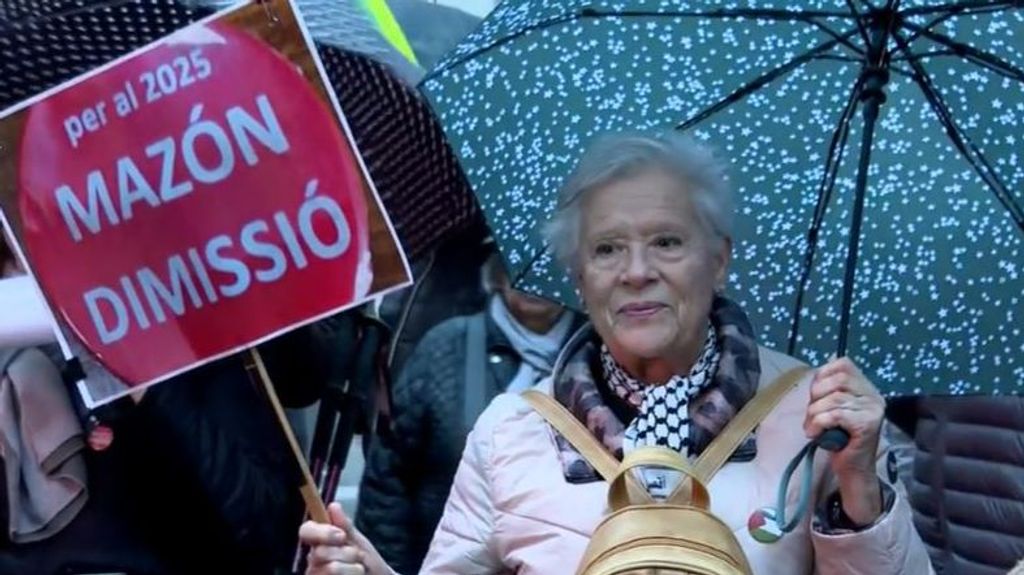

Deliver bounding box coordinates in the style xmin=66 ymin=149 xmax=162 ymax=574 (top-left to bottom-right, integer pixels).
xmin=523 ymin=367 xmax=807 ymax=575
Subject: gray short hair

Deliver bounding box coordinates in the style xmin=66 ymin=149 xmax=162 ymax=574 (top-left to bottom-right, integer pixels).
xmin=543 ymin=131 xmax=734 ymax=273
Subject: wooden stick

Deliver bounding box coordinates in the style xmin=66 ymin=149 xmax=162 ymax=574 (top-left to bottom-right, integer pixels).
xmin=248 ymin=347 xmax=330 ymax=524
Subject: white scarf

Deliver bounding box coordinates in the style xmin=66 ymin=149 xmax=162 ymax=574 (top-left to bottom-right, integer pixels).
xmin=489 ymin=295 xmax=573 ymax=392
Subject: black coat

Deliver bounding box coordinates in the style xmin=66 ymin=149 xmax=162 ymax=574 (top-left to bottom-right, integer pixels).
xmin=355 ymin=312 xmax=519 ymax=575
xmin=379 ymin=218 xmax=492 ymax=377
xmin=0 ymin=321 xmax=343 ymax=575
xmin=902 ymin=396 xmax=1024 ymax=575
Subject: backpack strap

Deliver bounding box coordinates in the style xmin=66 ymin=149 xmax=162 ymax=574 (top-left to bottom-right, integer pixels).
xmin=693 ymin=366 xmax=810 ymax=483
xmin=462 ymin=314 xmax=488 ymax=432
xmin=524 ymin=367 xmax=808 ymax=493
xmin=610 ymin=447 xmax=710 ymax=510
xmin=522 ymin=389 xmax=620 ymax=482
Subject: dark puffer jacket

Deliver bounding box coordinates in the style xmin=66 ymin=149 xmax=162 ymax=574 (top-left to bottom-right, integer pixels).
xmin=355 ymin=311 xmax=520 ymax=575
xmin=379 ymin=218 xmax=492 ymax=377
xmin=0 ymin=320 xmax=342 ymax=575
xmin=905 ymin=396 xmax=1024 ymax=574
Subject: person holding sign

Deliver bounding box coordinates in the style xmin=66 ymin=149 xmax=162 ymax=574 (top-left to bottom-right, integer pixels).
xmin=0 ymin=232 xmax=340 ymax=575
xmin=298 ymin=133 xmax=932 ymax=574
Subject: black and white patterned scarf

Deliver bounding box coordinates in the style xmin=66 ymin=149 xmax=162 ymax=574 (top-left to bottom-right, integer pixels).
xmin=601 ymin=324 xmax=720 ymax=455
xmin=550 ymin=296 xmax=762 ymax=483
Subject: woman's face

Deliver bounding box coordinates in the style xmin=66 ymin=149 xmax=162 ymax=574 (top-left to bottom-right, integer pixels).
xmin=577 ymin=168 xmax=730 ymax=367
xmin=499 ymin=287 xmax=563 ymax=328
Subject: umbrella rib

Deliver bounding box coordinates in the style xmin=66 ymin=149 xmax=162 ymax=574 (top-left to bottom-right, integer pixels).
xmin=899 ymin=0 xmax=1023 ymax=16
xmin=902 ymin=2 xmax=1024 ymax=47
xmin=677 ymin=29 xmax=859 ymax=132
xmin=900 ymin=21 xmax=1024 ymax=84
xmin=901 ymin=5 xmax=972 ymax=44
xmin=812 ymin=55 xmax=865 ymax=64
xmin=787 ymin=75 xmax=864 ymax=355
xmin=844 ymin=0 xmax=875 ymax=48
xmin=893 ymin=30 xmax=1024 ymax=233
xmin=510 ymin=242 xmax=551 ymax=290
xmin=808 ymin=19 xmax=868 ymax=56
xmin=813 ymin=76 xmax=865 ymax=231
xmin=891 ymin=49 xmax=1021 ymax=82
xmin=422 ymin=7 xmax=856 ymax=83
xmin=576 ymin=8 xmax=858 ymax=20
xmin=891 ymin=49 xmax=956 ymax=60
xmin=420 ymin=11 xmax=581 ymax=84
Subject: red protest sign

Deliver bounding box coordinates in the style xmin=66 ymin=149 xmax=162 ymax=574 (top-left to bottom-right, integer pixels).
xmin=0 ymin=2 xmax=410 ymax=406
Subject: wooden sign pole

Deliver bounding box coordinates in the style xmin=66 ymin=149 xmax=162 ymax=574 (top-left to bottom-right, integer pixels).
xmin=248 ymin=347 xmax=330 ymax=524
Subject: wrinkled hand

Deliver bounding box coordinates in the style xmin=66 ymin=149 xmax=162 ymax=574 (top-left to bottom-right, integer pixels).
xmin=299 ymin=502 xmax=393 ymax=575
xmin=804 ymin=357 xmax=885 ymax=525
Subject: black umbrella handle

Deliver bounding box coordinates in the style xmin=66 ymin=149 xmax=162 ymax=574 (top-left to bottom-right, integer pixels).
xmin=817 ymin=428 xmax=849 ymax=452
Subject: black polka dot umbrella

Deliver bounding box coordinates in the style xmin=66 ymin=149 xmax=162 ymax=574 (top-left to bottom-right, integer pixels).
xmin=420 ymin=0 xmax=1024 ymax=397
xmin=0 ymin=1 xmax=213 ymax=106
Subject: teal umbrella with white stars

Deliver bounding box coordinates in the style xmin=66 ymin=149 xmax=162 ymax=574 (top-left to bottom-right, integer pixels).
xmin=421 ymin=0 xmax=1024 ymax=396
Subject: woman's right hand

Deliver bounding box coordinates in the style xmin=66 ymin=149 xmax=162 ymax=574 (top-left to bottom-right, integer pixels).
xmin=299 ymin=502 xmax=394 ymax=575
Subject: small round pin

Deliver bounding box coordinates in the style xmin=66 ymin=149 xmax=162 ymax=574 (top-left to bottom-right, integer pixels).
xmin=747 ymin=506 xmax=783 ymax=544
xmin=88 ymin=424 xmax=114 ymax=452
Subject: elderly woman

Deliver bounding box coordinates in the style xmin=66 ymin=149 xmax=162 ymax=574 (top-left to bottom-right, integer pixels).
xmin=300 ymin=132 xmax=933 ymax=574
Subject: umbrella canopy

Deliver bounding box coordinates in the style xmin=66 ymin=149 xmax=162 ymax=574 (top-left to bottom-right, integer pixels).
xmin=420 ymin=0 xmax=1024 ymax=396
xmin=319 ymin=44 xmax=479 ymax=259
xmin=0 ymin=0 xmax=212 ymax=106
xmin=191 ymin=0 xmax=482 ymax=82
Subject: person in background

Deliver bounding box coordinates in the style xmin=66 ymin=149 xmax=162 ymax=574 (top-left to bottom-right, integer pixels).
xmin=0 ymin=231 xmax=335 ymax=575
xmin=888 ymin=395 xmax=1024 ymax=575
xmin=355 ymin=250 xmax=582 ymax=574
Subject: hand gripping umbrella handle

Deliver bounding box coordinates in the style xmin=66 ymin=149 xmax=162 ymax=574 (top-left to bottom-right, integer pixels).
xmin=817 ymin=428 xmax=850 ymax=452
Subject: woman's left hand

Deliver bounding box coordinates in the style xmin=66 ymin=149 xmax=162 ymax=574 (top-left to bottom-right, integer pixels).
xmin=804 ymin=357 xmax=886 ymax=526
